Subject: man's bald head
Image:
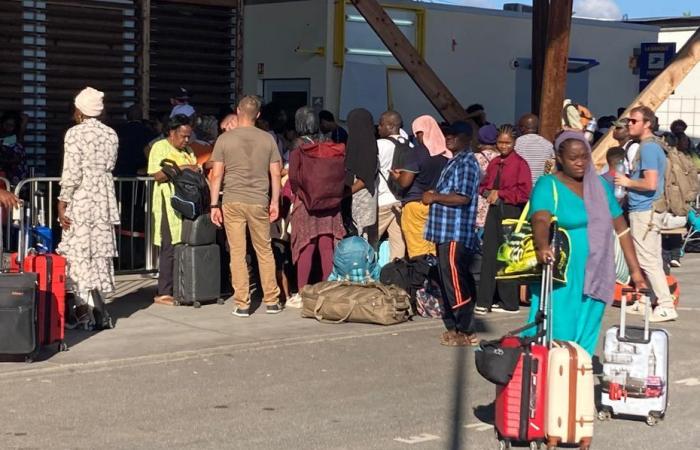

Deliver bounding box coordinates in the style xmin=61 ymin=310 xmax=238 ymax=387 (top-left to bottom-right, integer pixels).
xmin=518 ymin=113 xmax=539 ymax=135
xmin=220 ymin=113 xmax=238 ymax=132
xmin=378 ymin=110 xmax=402 ymax=138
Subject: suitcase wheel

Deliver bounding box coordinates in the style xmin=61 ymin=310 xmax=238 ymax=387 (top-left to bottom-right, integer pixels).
xmin=217 ymin=298 xmax=225 ymax=305
xmin=497 ymin=439 xmax=510 ymax=450
xmin=646 ymin=414 xmax=659 ymax=426
xmin=173 ymin=299 xmax=181 ymax=306
xmin=529 ymin=442 xmax=543 ymax=450
xmin=58 ymin=341 xmax=69 ymax=352
xmin=597 ymin=409 xmax=612 ymax=421
xmin=193 ymin=301 xmax=202 ymax=309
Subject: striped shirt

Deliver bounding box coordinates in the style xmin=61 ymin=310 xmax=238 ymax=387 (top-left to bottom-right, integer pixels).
xmin=515 ymin=133 xmax=555 ymax=185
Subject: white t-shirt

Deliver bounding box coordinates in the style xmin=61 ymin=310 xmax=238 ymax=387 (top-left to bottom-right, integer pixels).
xmin=376 ymin=135 xmax=405 ymax=207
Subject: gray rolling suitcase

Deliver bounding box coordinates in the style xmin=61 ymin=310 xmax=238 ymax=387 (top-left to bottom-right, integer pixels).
xmin=181 ymin=215 xmax=217 ymax=246
xmin=599 ymin=288 xmax=669 ymax=426
xmin=173 ymin=244 xmax=223 ymax=308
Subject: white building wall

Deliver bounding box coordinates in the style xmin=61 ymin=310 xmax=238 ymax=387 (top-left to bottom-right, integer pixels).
xmin=656 ymin=27 xmax=700 ymax=139
xmin=244 ymin=1 xmax=657 ymax=128
xmin=242 ymin=0 xmax=328 ymax=101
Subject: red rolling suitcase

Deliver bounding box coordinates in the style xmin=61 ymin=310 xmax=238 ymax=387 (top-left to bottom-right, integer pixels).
xmin=10 ymin=253 xmax=67 ymax=352
xmin=492 ymin=265 xmax=554 ymax=450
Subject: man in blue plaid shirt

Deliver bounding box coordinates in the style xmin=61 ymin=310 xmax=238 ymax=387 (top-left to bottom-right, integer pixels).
xmin=423 ymin=121 xmax=481 ymax=346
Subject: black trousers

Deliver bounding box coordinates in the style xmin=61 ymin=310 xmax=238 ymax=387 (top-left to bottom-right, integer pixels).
xmin=476 ymin=203 xmax=521 ymax=311
xmin=158 ymin=203 xmax=174 ymax=296
xmin=436 ymin=241 xmax=476 ymax=334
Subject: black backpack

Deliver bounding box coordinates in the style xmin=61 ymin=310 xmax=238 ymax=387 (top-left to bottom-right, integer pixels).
xmin=382 ymin=137 xmax=412 ymax=198
xmin=380 ymin=255 xmax=438 ymax=300
xmin=160 ymin=159 xmax=210 ymax=220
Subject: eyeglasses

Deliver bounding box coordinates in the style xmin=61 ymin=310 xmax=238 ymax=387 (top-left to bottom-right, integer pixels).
xmin=625 ymin=118 xmax=640 ymax=125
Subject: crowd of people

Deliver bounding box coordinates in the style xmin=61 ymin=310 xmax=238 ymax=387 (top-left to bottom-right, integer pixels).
xmin=1 ymin=86 xmax=697 ymax=351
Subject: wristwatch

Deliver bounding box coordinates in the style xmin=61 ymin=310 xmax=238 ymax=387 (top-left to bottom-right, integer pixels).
xmin=210 ymin=205 xmax=221 ymax=209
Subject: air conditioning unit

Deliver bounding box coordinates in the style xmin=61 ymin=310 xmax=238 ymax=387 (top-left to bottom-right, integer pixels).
xmin=503 ymin=3 xmax=533 ymax=13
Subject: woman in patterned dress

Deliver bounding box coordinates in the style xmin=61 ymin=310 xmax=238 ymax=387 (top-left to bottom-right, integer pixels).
xmin=57 ymin=87 xmax=120 ymax=330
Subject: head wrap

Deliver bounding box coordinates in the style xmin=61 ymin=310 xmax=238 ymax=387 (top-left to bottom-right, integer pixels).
xmin=478 ymin=124 xmax=499 ymax=145
xmin=412 ymin=115 xmax=452 ymax=159
xmin=74 ymin=87 xmax=104 ymax=117
xmin=345 ymin=108 xmax=378 ymax=193
xmin=554 ymin=130 xmax=615 ymax=304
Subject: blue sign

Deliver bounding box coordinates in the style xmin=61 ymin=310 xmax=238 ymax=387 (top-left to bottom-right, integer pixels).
xmin=639 ymin=42 xmax=676 ymax=91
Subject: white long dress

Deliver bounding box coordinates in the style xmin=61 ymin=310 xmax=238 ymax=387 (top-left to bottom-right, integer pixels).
xmin=57 ymin=118 xmax=120 ymax=298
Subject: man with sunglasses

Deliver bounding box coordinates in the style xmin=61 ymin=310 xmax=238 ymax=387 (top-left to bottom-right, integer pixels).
xmin=614 ymin=106 xmax=677 ymax=322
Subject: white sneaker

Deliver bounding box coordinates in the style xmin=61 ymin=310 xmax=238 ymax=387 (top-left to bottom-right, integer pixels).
xmin=670 ymin=259 xmax=681 ymax=268
xmin=285 ymin=293 xmax=303 ymax=309
xmin=625 ymin=302 xmax=646 ymax=316
xmin=649 ymin=307 xmax=678 ymax=323
xmin=474 ymin=306 xmax=489 ymax=316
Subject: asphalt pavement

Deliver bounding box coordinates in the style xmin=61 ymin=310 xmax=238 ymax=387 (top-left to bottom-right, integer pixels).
xmin=1 ymin=255 xmax=699 ymax=450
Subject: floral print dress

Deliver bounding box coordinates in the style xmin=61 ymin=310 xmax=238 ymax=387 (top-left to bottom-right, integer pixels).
xmin=57 ymin=118 xmax=120 ymax=295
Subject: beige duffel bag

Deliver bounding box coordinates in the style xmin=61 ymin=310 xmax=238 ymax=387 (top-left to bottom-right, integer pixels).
xmin=300 ymin=281 xmax=413 ymax=325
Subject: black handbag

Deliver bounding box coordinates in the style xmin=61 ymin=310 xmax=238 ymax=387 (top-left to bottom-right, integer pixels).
xmin=474 ymin=312 xmax=545 ymax=386
xmin=474 ymin=341 xmax=522 ymax=386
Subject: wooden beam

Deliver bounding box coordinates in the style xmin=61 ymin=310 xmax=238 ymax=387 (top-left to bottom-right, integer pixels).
xmin=531 ymin=0 xmax=549 ymax=115
xmin=350 ymin=0 xmax=468 ymax=123
xmin=140 ymin=0 xmax=151 ymax=119
xmin=538 ymin=0 xmax=573 ymax=141
xmin=592 ymin=28 xmax=700 ymax=168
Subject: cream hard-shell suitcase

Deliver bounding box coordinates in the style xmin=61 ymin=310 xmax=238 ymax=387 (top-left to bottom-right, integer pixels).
xmin=545 ymin=341 xmax=595 ymax=449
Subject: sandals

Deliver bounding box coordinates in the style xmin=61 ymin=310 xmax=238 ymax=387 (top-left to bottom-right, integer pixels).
xmin=440 ymin=330 xmax=479 ymax=347
xmin=153 ymin=295 xmax=176 ymax=306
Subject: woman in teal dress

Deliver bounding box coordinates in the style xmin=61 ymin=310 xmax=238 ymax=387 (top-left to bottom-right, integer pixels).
xmin=525 ymin=131 xmax=646 ymax=355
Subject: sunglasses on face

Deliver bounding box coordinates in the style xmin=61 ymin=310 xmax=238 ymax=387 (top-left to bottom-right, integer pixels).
xmin=625 ymin=118 xmax=642 ymax=125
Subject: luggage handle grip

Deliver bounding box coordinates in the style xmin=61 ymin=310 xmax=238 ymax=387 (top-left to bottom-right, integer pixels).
xmin=619 ymin=288 xmax=652 ymax=340
xmin=314 ymin=296 xmax=356 ymax=324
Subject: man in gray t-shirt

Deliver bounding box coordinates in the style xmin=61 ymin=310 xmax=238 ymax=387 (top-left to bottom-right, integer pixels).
xmin=210 ymin=95 xmax=282 ymax=316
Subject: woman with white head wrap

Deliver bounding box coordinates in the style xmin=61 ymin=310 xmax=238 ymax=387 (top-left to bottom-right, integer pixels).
xmin=57 ymin=87 xmax=120 ymax=330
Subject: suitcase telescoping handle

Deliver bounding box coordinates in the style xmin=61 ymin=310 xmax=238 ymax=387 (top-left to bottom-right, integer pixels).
xmin=539 ymin=261 xmax=554 ymax=347
xmin=621 ymin=287 xmax=652 ymax=341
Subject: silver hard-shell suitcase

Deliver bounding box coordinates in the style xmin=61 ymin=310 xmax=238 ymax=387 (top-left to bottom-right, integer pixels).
xmin=599 ymin=289 xmax=669 ymax=426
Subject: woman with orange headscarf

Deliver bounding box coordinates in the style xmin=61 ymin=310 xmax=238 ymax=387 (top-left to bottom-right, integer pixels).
xmin=389 ymin=115 xmax=450 ymax=258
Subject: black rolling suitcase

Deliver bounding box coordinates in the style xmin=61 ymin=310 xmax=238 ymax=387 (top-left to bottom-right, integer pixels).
xmin=0 ymin=273 xmax=39 ymax=359
xmin=173 ymin=244 xmax=222 ymax=308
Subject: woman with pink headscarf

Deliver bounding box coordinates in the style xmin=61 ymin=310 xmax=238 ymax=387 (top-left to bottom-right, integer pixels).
xmin=389 ymin=115 xmax=450 ymax=258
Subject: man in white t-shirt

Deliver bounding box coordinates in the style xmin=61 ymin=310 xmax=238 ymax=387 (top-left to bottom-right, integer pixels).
xmin=376 ymin=110 xmax=407 ymax=259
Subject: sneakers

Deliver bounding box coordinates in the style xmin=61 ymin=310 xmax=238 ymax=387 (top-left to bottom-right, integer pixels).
xmin=649 ymin=307 xmax=678 ymax=323
xmin=625 ymin=302 xmax=646 ymax=316
xmin=266 ymin=303 xmax=283 ymax=314
xmin=232 ymin=306 xmax=250 ymax=318
xmin=670 ymin=259 xmax=681 ymax=268
xmin=474 ymin=306 xmax=489 ymax=316
xmin=285 ymin=293 xmax=303 ymax=309
xmin=491 ymin=304 xmax=519 ymax=314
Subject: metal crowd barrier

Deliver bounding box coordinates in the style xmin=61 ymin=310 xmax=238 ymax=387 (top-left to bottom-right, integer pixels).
xmin=10 ymin=176 xmax=158 ymax=275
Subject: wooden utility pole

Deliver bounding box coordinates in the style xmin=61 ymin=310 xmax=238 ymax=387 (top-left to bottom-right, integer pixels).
xmin=538 ymin=0 xmax=573 ymax=141
xmin=592 ymin=28 xmax=700 ymax=168
xmin=531 ymin=0 xmax=549 ymax=115
xmin=350 ymin=0 xmax=468 ymax=123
